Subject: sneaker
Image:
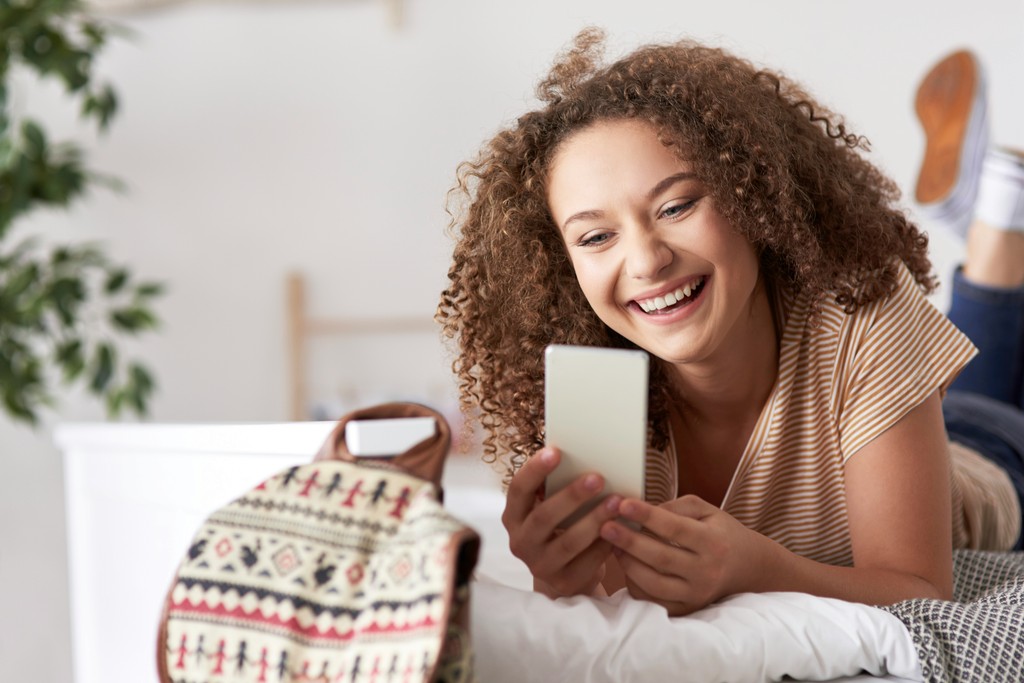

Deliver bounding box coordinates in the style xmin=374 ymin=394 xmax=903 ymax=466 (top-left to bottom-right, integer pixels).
xmin=975 ymin=148 xmax=1024 ymax=231
xmin=914 ymin=49 xmax=989 ymax=239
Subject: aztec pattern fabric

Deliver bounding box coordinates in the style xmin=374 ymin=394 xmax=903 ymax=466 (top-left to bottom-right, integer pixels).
xmin=882 ymin=550 xmax=1024 ymax=683
xmin=158 ymin=403 xmax=480 ymax=683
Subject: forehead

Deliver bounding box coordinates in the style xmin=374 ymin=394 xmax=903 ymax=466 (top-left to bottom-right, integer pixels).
xmin=546 ymin=119 xmax=693 ymax=212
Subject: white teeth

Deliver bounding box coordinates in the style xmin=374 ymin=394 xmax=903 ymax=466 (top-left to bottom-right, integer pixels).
xmin=635 ymin=276 xmax=704 ymax=314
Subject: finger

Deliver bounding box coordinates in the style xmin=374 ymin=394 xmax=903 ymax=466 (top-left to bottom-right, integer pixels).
xmin=532 ymin=495 xmax=623 ymax=573
xmin=605 ymin=501 xmax=706 ymax=554
xmin=544 ymin=539 xmax=614 ymax=595
xmin=623 ymin=572 xmax=654 ymax=602
xmin=659 ymin=495 xmax=718 ymax=519
xmin=622 ymin=570 xmax=690 ymax=614
xmin=601 ymin=519 xmax=700 ymax=569
xmin=518 ymin=474 xmax=610 ymax=543
xmin=618 ymin=552 xmax=690 ymax=595
xmin=503 ymin=447 xmax=561 ymax=527
xmin=616 ymin=497 xmax=709 ymax=545
xmin=617 ymin=552 xmax=694 ymax=612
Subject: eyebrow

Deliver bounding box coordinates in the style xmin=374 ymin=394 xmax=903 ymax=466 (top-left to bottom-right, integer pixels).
xmin=560 ymin=171 xmax=697 ymax=233
xmin=647 ymin=172 xmax=696 ymax=201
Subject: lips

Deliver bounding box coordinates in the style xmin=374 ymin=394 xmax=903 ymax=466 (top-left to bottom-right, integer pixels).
xmin=635 ymin=276 xmax=706 ymax=314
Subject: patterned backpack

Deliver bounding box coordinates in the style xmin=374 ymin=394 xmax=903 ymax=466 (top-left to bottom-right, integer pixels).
xmin=157 ymin=403 xmax=480 ymax=683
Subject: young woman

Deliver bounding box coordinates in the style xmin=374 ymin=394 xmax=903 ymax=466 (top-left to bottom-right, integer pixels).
xmin=436 ymin=30 xmax=1024 ymax=615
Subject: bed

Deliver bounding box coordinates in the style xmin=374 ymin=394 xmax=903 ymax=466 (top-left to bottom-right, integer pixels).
xmin=57 ymin=421 xmax=1022 ymax=683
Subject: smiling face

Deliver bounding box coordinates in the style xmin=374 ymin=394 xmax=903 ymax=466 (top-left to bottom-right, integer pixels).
xmin=546 ymin=118 xmax=771 ymax=370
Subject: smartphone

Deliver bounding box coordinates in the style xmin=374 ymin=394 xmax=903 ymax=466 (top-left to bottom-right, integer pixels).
xmin=544 ymin=344 xmax=649 ymax=525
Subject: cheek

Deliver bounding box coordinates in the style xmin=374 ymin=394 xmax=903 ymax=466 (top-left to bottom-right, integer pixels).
xmin=570 ymin=260 xmax=618 ymax=312
xmin=740 ymin=246 xmax=762 ymax=288
xmin=713 ymin=229 xmax=760 ymax=288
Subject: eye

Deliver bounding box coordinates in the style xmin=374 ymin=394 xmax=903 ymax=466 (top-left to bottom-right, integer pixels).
xmin=575 ymin=231 xmax=612 ymax=248
xmin=660 ymin=199 xmax=698 ymax=220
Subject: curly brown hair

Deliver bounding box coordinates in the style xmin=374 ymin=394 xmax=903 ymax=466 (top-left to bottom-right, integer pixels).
xmin=436 ymin=28 xmax=935 ymax=479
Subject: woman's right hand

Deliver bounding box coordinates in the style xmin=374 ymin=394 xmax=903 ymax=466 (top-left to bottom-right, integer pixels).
xmin=501 ymin=446 xmax=623 ymax=598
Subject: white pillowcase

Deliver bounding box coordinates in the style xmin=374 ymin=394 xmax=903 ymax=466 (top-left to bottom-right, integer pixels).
xmin=470 ymin=580 xmax=923 ymax=683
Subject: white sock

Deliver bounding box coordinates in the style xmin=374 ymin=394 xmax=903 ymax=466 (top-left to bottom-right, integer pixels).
xmin=975 ymin=149 xmax=1024 ymax=230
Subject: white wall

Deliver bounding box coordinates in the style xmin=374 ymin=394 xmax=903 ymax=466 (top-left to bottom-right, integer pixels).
xmin=2 ymin=1 xmax=1021 ymax=679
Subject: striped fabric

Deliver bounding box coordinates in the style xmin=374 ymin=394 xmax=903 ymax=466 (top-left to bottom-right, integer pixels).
xmin=644 ymin=262 xmax=997 ymax=566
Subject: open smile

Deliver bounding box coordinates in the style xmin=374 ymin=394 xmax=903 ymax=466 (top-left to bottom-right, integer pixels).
xmin=634 ymin=276 xmax=707 ymax=315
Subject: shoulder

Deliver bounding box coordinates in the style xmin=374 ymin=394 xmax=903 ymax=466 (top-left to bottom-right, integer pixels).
xmin=779 ymin=261 xmax=976 ymax=403
xmin=825 ymin=261 xmax=928 ymax=324
xmin=791 ymin=261 xmax=954 ymax=345
xmin=854 ymin=262 xmax=972 ymax=355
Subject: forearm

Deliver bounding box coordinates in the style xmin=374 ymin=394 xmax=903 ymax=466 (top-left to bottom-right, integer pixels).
xmin=600 ymin=492 xmax=953 ymax=613
xmin=750 ymin=535 xmax=952 ymax=605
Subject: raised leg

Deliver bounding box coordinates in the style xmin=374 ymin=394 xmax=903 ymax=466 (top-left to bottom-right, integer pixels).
xmin=948 ymin=151 xmax=1024 ymax=406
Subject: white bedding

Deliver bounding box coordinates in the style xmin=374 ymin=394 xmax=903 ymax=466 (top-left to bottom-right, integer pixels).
xmin=56 ymin=423 xmax=926 ymax=683
xmin=471 ymin=581 xmax=923 ymax=683
xmin=441 ymin=463 xmax=923 ymax=682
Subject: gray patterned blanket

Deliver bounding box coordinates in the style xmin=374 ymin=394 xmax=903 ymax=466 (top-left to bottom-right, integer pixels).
xmin=881 ymin=550 xmax=1024 ymax=683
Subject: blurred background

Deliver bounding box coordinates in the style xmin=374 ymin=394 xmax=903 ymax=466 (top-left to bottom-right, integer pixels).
xmin=2 ymin=0 xmax=1022 ymax=679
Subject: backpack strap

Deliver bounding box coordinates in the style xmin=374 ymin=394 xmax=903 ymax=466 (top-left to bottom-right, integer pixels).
xmin=315 ymin=402 xmax=451 ymax=487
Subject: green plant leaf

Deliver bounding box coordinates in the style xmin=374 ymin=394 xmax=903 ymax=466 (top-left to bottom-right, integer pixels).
xmin=104 ymin=268 xmax=128 ymax=293
xmin=83 ymin=85 xmax=117 ymax=130
xmin=50 ymin=246 xmax=71 ymax=265
xmin=0 ymin=2 xmax=159 ymax=424
xmin=126 ymin=363 xmax=154 ymax=414
xmin=56 ymin=338 xmax=86 ymax=382
xmin=57 ymin=243 xmax=105 ymax=269
xmin=89 ymin=342 xmax=115 ymax=393
xmin=105 ymin=386 xmax=125 ymax=415
xmin=110 ymin=306 xmax=157 ymax=332
xmin=21 ymin=120 xmax=47 ymax=160
xmin=81 ymin=21 xmax=107 ymax=49
xmin=49 ymin=275 xmax=87 ymax=326
xmin=99 ymin=85 xmax=117 ymax=128
xmin=3 ymin=262 xmax=40 ymax=299
xmin=0 ymin=85 xmax=8 ymax=138
xmin=2 ymin=390 xmax=37 ymax=424
xmin=129 ymin=363 xmax=154 ymax=394
xmin=0 ymin=136 xmax=14 ymax=169
xmin=135 ymin=282 xmax=164 ymax=298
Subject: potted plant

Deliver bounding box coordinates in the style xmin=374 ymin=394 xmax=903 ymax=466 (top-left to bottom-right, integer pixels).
xmin=1 ymin=0 xmax=160 ymax=423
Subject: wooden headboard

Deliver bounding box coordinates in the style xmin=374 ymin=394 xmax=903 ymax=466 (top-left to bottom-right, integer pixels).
xmin=285 ymin=272 xmax=437 ymax=420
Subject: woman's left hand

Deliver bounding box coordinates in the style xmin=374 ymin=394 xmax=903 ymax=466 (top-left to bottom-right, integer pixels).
xmin=599 ymin=495 xmax=769 ymax=615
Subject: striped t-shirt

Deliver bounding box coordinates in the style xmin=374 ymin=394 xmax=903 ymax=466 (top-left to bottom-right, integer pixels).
xmin=644 ymin=262 xmax=1019 ymax=565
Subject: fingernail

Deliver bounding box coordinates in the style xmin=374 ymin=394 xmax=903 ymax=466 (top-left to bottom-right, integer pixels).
xmin=620 ymin=500 xmax=637 ymax=517
xmin=540 ymin=448 xmax=556 ymax=465
xmin=601 ymin=524 xmax=619 ymax=542
xmin=583 ymin=474 xmax=602 ymax=492
xmin=605 ymin=495 xmax=622 ymax=512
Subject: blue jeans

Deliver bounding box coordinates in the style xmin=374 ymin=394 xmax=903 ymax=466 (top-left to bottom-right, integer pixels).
xmin=945 ymin=267 xmax=1024 ymax=549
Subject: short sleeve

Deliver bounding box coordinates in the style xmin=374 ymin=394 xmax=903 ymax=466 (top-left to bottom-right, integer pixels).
xmin=836 ymin=263 xmax=977 ymax=460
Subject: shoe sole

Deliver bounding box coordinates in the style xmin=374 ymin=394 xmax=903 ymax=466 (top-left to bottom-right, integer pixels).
xmin=914 ymin=50 xmax=978 ymax=204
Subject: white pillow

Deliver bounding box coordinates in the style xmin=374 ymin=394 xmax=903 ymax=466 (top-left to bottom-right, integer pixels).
xmin=470 ymin=580 xmax=922 ymax=683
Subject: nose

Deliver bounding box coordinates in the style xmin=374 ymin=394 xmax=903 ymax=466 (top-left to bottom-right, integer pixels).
xmin=624 ymin=227 xmax=673 ymax=280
